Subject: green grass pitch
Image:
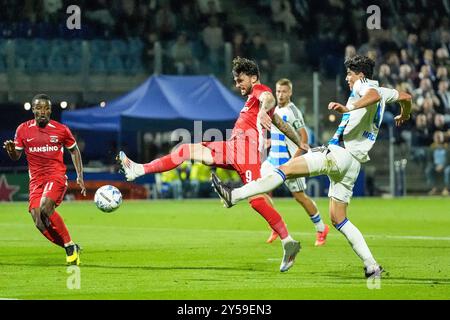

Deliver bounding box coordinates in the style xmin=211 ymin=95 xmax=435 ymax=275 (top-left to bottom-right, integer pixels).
xmin=0 ymin=197 xmax=449 ymax=300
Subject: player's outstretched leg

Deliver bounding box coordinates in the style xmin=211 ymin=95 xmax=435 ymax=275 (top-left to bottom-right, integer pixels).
xmin=117 ymin=144 xmax=200 ymax=181
xmin=117 ymin=151 xmax=145 ymax=181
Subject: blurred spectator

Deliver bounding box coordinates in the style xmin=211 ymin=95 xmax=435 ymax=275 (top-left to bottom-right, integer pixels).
xmin=170 ymin=32 xmax=199 ymax=75
xmin=390 ymin=22 xmax=408 ymax=48
xmin=231 ymin=31 xmax=249 ymax=58
xmin=425 ymin=131 xmax=449 ymax=195
xmin=436 ymin=80 xmax=450 ymax=116
xmin=435 ymin=47 xmax=450 ymax=68
xmin=440 ymin=30 xmax=450 ymax=54
xmin=436 ymin=66 xmax=449 ymax=84
xmin=291 ymin=0 xmax=312 ymax=33
xmin=411 ymin=113 xmax=433 ymax=167
xmin=155 ymin=2 xmax=177 ymax=41
xmin=197 ymin=0 xmax=224 ymax=25
xmin=422 ymin=48 xmax=436 ymax=71
xmin=43 ymin=0 xmax=62 ymax=24
xmin=398 ymin=64 xmax=415 ymax=88
xmin=142 ymin=31 xmax=159 ymax=73
xmin=379 ymin=30 xmax=399 ymax=55
xmin=400 ymin=48 xmax=416 ymax=70
xmin=23 ymin=0 xmax=43 ymax=24
xmin=117 ymin=0 xmax=144 ymax=38
xmin=197 ymin=0 xmax=223 ymax=15
xmin=406 ymin=33 xmax=421 ymax=65
xmin=344 ymin=45 xmax=356 ymax=60
xmin=85 ymin=0 xmax=116 ymax=35
xmin=422 ymin=97 xmax=437 ymax=124
xmin=176 ymin=2 xmax=201 ymax=40
xmin=378 ymin=64 xmax=395 ymax=88
xmin=201 ymin=15 xmax=224 ymax=73
xmin=247 ymin=33 xmax=271 ymax=82
xmin=270 ymin=0 xmax=298 ymax=34
xmin=367 ymin=49 xmax=381 ymax=68
xmin=430 ymin=114 xmax=450 ymax=137
xmin=386 ymin=52 xmax=400 ymax=76
xmin=358 ymin=32 xmax=380 ymax=57
xmin=417 ymin=64 xmax=435 ymax=84
xmin=414 ymin=78 xmax=435 ymax=109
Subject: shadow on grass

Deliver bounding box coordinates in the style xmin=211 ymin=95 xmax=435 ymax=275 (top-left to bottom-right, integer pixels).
xmin=320 ymin=271 xmax=450 ymax=285
xmin=0 ymin=261 xmax=258 ymax=272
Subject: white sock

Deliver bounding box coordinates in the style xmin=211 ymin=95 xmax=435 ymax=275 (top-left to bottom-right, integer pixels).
xmin=310 ymin=213 xmax=325 ymax=232
xmin=337 ymin=219 xmax=376 ymax=268
xmin=135 ymin=163 xmax=145 ymax=176
xmin=231 ymin=169 xmax=285 ymax=203
xmin=281 ymin=234 xmax=294 ymax=245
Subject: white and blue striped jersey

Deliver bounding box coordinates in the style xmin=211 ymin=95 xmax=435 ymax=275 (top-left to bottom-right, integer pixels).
xmin=328 ymin=78 xmax=399 ymax=163
xmin=267 ymin=102 xmax=305 ymax=167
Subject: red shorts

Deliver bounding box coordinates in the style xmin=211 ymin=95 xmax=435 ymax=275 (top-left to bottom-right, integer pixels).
xmin=202 ymin=139 xmax=261 ymax=184
xmin=29 ymin=175 xmax=68 ymax=212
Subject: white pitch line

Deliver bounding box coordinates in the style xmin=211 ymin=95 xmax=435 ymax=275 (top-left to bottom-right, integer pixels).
xmin=1 ymin=223 xmax=449 ymax=241
xmin=364 ymin=234 xmax=450 ymax=241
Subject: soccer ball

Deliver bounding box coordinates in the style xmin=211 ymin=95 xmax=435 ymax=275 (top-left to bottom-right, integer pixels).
xmin=94 ymin=185 xmax=122 ymax=213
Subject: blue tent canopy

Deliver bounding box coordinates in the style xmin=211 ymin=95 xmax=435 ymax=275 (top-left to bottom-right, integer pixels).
xmin=61 ymin=75 xmax=244 ymax=133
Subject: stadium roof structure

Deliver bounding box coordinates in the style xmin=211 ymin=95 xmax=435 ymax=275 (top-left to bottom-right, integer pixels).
xmin=61 ymin=75 xmax=244 ymax=133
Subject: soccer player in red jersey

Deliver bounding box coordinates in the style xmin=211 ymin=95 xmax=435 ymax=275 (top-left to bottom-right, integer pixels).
xmin=118 ymin=57 xmax=304 ymax=272
xmin=3 ymin=94 xmax=86 ymax=265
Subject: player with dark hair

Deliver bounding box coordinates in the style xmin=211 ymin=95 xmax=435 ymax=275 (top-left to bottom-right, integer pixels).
xmin=212 ymin=55 xmax=413 ymax=278
xmin=3 ymin=94 xmax=86 ymax=265
xmin=262 ymin=78 xmax=330 ymax=246
xmin=344 ymin=55 xmax=375 ymax=79
xmin=118 ymin=57 xmax=304 ymax=272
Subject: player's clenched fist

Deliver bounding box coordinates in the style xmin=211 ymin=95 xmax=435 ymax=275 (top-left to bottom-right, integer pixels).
xmin=3 ymin=140 xmax=16 ymax=153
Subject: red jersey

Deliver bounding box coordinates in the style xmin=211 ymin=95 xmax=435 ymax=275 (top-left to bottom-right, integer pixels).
xmin=14 ymin=120 xmax=77 ymax=182
xmin=231 ymin=83 xmax=273 ymax=150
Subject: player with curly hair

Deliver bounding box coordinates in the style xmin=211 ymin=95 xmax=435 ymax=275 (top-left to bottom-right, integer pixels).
xmin=118 ymin=57 xmax=304 ymax=272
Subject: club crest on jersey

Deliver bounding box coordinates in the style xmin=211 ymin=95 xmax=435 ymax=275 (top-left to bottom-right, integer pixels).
xmin=50 ymin=136 xmax=59 ymax=143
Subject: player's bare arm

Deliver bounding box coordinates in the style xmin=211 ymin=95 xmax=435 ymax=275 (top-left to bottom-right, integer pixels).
xmin=271 ymin=114 xmax=306 ymax=153
xmin=258 ymin=91 xmax=276 ymax=129
xmin=68 ymin=145 xmax=86 ymax=197
xmin=294 ymin=127 xmax=310 ymax=157
xmin=394 ymin=91 xmax=412 ymax=126
xmin=3 ymin=140 xmax=22 ymax=161
xmin=328 ymin=88 xmax=381 ymax=113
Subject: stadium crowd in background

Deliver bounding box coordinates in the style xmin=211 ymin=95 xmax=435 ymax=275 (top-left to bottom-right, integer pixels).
xmin=1 ymin=0 xmax=450 ymax=195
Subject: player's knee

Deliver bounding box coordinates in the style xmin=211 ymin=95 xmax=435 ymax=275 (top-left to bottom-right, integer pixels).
xmin=30 ymin=210 xmax=45 ymax=231
xmin=278 ymin=165 xmax=292 ymax=179
xmin=39 ymin=203 xmax=54 ymax=218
